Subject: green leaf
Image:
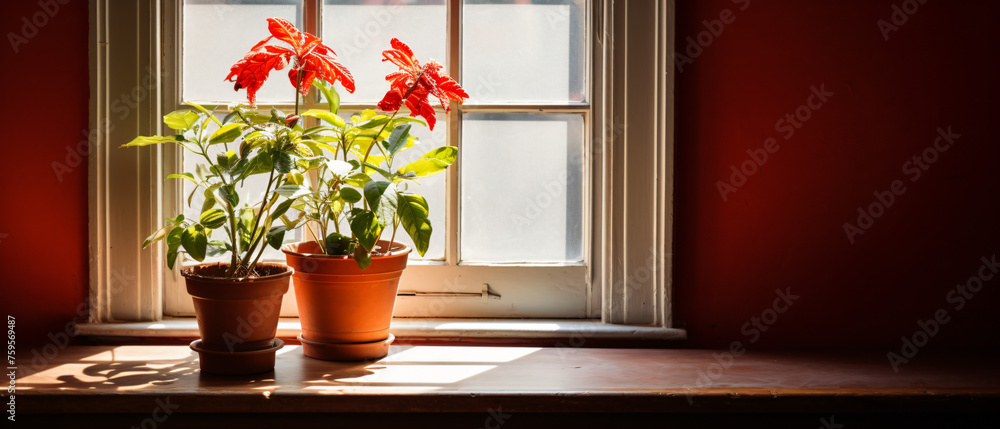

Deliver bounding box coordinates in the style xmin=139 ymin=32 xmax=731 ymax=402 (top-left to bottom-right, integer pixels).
xmin=314 ymin=79 xmax=341 ymax=114
xmin=207 ymin=240 xmax=230 ymax=257
xmin=350 ymin=212 xmax=382 ymax=252
xmin=301 ymin=109 xmax=346 ymax=128
xmin=353 ymin=243 xmax=372 ymax=269
xmin=421 ymin=146 xmax=458 ymax=163
xmin=339 ymin=187 xmax=363 ymax=204
xmin=166 ymin=172 xmax=198 ymax=185
xmin=296 ymin=156 xmax=325 ymax=171
xmin=209 ymin=123 xmax=244 ymax=145
xmin=343 ymin=172 xmax=371 ymax=188
xmin=391 ymin=117 xmax=428 ymax=127
xmin=235 ymin=152 xmax=274 ymax=182
xmin=201 ymin=194 xmax=216 ymax=214
xmin=167 ymin=214 xmax=186 ymax=225
xmin=273 ymin=151 xmax=293 ymax=174
xmin=362 ymin=162 xmax=394 ymax=179
xmin=142 ymin=224 xmax=176 ymax=249
xmin=355 ymin=115 xmax=391 ymax=129
xmin=163 ymin=111 xmax=200 ymax=131
xmin=181 ymin=224 xmax=208 ymax=262
xmin=199 ymin=208 xmax=227 ymax=229
xmin=166 ymin=227 xmax=184 ymax=270
xmin=397 ymin=193 xmax=432 ymax=256
xmin=386 ymin=124 xmax=412 ymax=156
xmin=120 ymin=135 xmax=185 ymax=148
xmin=270 ymin=198 xmax=295 ymax=220
xmin=266 ymin=226 xmax=287 ymax=250
xmin=219 ymin=184 xmax=239 ymax=208
xmin=184 ymin=102 xmax=223 ymax=127
xmin=275 ymin=184 xmax=311 ymax=199
xmin=324 ymin=232 xmax=352 ymax=255
xmin=398 ymin=158 xmax=449 ymax=177
xmin=216 ymin=150 xmax=237 ymax=170
xmin=364 ymin=181 xmax=398 ymax=227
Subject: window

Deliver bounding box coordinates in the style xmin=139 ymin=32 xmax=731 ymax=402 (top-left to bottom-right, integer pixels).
xmin=90 ymin=0 xmax=674 ymax=329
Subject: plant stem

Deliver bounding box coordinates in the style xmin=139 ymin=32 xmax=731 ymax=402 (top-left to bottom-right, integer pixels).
xmin=294 ymin=68 xmax=303 ymax=116
xmin=389 ymin=216 xmax=399 ymax=249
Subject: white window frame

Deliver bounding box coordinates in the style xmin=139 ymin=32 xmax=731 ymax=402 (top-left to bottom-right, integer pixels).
xmin=88 ymin=0 xmax=676 ymax=332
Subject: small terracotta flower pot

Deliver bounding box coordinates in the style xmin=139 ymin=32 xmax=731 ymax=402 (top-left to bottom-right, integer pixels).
xmin=182 ymin=263 xmax=291 ymax=354
xmin=282 ymin=241 xmax=410 ymax=361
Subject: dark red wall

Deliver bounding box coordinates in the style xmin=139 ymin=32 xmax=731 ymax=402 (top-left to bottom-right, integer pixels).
xmin=2 ymin=0 xmax=998 ymax=350
xmin=672 ymin=0 xmax=1000 ymax=348
xmin=0 ymin=0 xmax=90 ymax=346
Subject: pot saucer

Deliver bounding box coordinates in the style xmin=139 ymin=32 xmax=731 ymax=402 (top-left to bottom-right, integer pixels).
xmin=190 ymin=338 xmax=284 ymax=375
xmin=297 ymin=333 xmax=394 ymax=361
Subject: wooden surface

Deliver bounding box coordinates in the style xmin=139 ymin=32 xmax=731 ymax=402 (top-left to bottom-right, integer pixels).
xmin=15 ymin=345 xmax=1000 ymax=418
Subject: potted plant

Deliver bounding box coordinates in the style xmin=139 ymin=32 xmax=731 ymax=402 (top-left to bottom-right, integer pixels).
xmin=258 ymin=27 xmax=468 ymax=360
xmin=120 ymin=17 xmax=356 ymax=374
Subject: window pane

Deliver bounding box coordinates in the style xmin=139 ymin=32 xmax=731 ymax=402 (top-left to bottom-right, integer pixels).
xmin=461 ymin=113 xmax=584 ymax=263
xmin=462 ymin=0 xmax=588 ymax=104
xmin=183 ymin=0 xmax=303 ymax=104
xmin=322 ymin=0 xmax=447 ymax=104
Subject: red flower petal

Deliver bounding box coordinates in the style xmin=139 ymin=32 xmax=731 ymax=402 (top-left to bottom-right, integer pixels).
xmin=378 ymin=39 xmax=467 ymax=130
xmin=225 ymin=45 xmax=293 ymax=106
xmin=228 ymin=18 xmax=355 ymax=105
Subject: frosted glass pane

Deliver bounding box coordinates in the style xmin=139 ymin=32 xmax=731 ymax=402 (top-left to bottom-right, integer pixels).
xmin=462 ymin=0 xmax=588 ymax=103
xmin=183 ymin=0 xmax=302 ymax=104
xmin=183 ymin=116 xmax=302 ymax=264
xmin=461 ymin=113 xmax=583 ymax=262
xmin=323 ymin=0 xmax=447 ymax=103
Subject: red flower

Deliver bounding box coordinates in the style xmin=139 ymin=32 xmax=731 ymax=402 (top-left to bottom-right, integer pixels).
xmin=226 ymin=18 xmax=355 ymax=106
xmin=377 ymin=38 xmax=468 ymax=130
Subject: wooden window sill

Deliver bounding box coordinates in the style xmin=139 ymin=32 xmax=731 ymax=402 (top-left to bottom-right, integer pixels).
xmin=14 ymin=345 xmax=1000 ymax=426
xmin=74 ymin=318 xmax=688 ymax=346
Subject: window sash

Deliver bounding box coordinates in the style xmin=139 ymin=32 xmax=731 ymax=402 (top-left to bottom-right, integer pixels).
xmin=160 ymin=0 xmax=593 ymax=318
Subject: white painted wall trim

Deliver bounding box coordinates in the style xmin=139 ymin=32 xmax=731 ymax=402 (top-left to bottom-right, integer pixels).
xmin=88 ymin=0 xmax=164 ymax=322
xmin=596 ymin=0 xmax=676 ymax=327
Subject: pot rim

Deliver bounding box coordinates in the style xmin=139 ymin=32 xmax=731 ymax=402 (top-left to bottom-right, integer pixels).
xmin=281 ymin=240 xmax=412 ymax=260
xmin=181 ymin=262 xmax=293 ymax=281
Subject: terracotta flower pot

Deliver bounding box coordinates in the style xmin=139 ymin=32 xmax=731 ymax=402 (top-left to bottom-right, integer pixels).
xmin=182 ymin=262 xmax=291 ymax=373
xmin=282 ymin=240 xmax=410 ymax=360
